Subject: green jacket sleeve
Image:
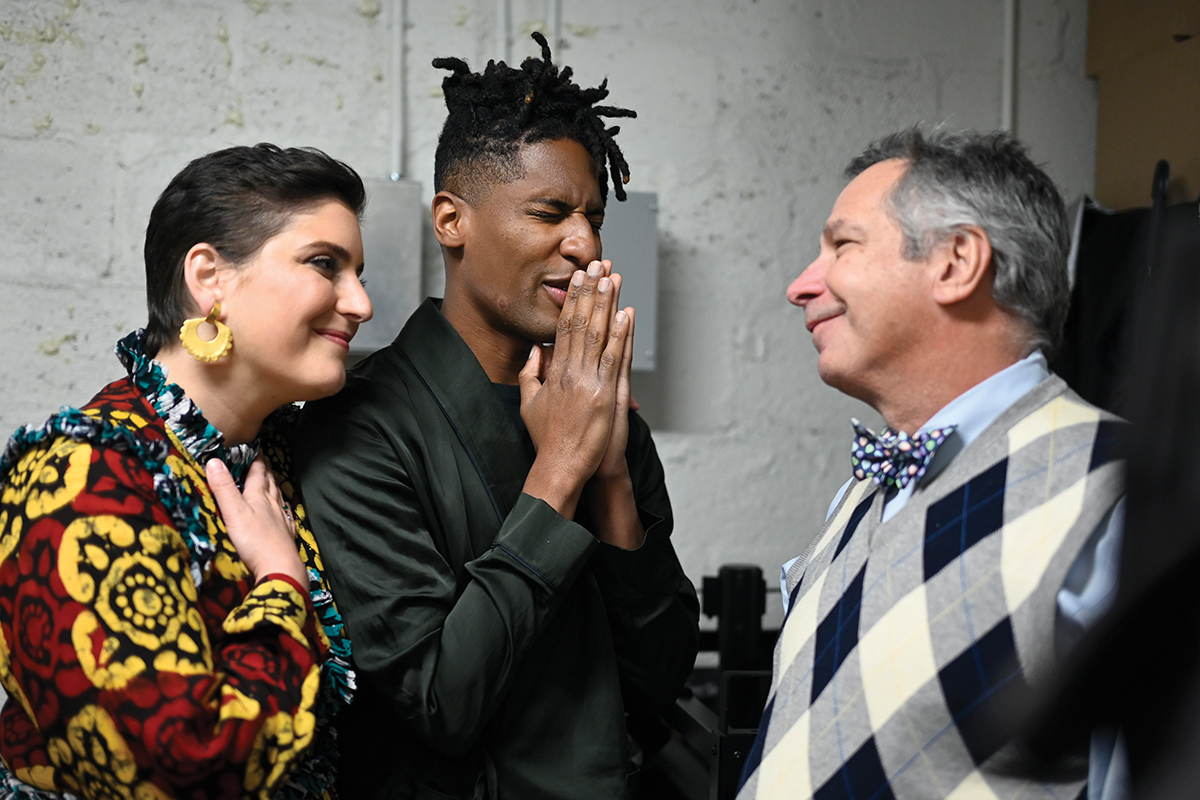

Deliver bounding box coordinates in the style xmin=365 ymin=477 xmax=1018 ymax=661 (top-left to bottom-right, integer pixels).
xmin=587 ymin=411 xmax=701 ymax=715
xmin=294 ymin=385 xmax=600 ymax=756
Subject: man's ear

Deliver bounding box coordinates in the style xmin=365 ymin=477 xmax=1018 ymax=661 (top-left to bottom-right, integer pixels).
xmin=931 ymin=225 xmax=993 ymax=306
xmin=432 ymin=191 xmax=470 ymax=248
xmin=181 ymin=242 xmax=225 ymax=317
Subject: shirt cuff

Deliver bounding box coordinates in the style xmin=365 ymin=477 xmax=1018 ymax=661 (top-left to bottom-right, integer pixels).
xmin=589 ymin=513 xmax=681 ymax=600
xmin=491 ymin=493 xmax=598 ymax=592
xmin=224 ymin=575 xmax=314 ymax=648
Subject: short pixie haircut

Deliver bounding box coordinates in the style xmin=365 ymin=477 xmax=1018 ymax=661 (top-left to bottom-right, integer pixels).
xmin=848 ymin=127 xmax=1070 ymax=354
xmin=142 ymin=143 xmax=366 ymax=356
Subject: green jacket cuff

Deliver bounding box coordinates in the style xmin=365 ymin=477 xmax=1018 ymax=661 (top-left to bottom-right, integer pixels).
xmin=589 ymin=512 xmax=680 ymax=600
xmin=492 ymin=493 xmax=598 ymax=593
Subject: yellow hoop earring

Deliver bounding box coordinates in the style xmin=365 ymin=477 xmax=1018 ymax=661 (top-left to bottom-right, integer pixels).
xmin=179 ymin=301 xmax=233 ymax=363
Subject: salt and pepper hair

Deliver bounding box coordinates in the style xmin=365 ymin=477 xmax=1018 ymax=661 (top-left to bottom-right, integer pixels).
xmin=847 ymin=127 xmax=1071 ymax=354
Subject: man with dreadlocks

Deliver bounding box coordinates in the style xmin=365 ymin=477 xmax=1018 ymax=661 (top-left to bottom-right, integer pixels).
xmin=294 ymin=33 xmax=699 ymax=799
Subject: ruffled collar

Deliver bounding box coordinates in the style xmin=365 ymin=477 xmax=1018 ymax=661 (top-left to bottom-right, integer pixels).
xmin=116 ymin=330 xmax=257 ymax=483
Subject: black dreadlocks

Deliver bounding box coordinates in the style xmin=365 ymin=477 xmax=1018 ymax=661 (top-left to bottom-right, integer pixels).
xmin=432 ymin=31 xmax=636 ymax=204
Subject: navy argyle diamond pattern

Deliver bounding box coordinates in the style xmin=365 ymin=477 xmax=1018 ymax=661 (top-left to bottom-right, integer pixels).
xmin=811 ymin=564 xmax=867 ymax=704
xmin=922 ymin=460 xmax=1008 ymax=581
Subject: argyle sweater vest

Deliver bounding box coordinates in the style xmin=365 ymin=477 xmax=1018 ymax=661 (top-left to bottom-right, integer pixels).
xmin=739 ymin=377 xmax=1125 ymax=800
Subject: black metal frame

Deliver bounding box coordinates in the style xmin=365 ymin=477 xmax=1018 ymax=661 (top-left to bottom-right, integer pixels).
xmin=637 ymin=565 xmax=778 ymax=800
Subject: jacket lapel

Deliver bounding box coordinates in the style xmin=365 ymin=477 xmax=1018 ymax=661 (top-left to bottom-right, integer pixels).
xmin=395 ymin=299 xmax=535 ymax=523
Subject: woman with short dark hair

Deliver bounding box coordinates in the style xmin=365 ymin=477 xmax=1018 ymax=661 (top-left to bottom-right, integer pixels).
xmin=0 ymin=143 xmax=371 ymax=800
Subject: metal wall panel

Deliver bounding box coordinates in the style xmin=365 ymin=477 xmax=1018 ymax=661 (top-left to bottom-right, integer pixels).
xmin=601 ymin=191 xmax=659 ymax=371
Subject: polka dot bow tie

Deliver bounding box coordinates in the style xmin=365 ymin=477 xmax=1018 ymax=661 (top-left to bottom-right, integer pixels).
xmin=850 ymin=418 xmax=957 ymax=490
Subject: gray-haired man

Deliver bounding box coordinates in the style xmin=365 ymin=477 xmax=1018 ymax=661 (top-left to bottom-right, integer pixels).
xmin=739 ymin=129 xmax=1126 ymax=800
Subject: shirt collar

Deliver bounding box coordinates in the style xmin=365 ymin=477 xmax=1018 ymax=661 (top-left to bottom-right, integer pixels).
xmin=920 ymin=349 xmax=1051 ymax=448
xmin=880 ymin=350 xmax=1050 ymax=523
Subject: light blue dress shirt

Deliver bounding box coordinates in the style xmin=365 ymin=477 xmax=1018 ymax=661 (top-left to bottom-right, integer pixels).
xmin=778 ymin=351 xmax=1127 ymax=799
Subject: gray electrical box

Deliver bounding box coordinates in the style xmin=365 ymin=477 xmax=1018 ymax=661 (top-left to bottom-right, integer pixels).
xmin=351 ymin=178 xmax=424 ymax=355
xmin=601 ymin=191 xmax=659 ymax=371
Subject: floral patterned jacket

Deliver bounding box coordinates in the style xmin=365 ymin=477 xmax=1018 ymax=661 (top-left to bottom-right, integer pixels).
xmin=0 ymin=332 xmax=353 ymax=800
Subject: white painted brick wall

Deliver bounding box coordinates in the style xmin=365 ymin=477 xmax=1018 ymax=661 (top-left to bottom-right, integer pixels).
xmin=0 ymin=0 xmax=1096 ymax=628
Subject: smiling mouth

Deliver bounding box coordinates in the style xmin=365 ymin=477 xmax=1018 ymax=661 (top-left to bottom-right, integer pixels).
xmin=316 ymin=329 xmax=353 ymax=349
xmin=807 ymin=315 xmax=834 ymax=333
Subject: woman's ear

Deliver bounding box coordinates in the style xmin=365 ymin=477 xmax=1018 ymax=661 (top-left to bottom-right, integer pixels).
xmin=181 ymin=243 xmax=225 ymax=317
xmin=432 ymin=191 xmax=469 ymax=249
xmin=931 ymin=225 xmax=994 ymax=306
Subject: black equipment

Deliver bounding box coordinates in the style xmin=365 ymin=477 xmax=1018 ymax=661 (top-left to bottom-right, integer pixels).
xmin=637 ymin=565 xmax=778 ymax=800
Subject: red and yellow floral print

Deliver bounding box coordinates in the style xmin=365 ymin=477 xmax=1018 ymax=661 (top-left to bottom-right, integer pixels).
xmin=0 ymin=378 xmax=328 ymax=800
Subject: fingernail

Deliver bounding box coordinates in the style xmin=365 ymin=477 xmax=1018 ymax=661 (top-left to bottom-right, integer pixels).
xmin=587 ymin=261 xmax=603 ymax=277
xmin=572 ymin=271 xmax=584 ymax=286
xmin=616 ymin=310 xmax=627 ymax=324
xmin=528 ymin=345 xmax=538 ymax=360
xmin=598 ymin=277 xmax=611 ymax=294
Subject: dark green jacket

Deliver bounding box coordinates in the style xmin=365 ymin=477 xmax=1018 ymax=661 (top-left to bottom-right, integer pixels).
xmin=294 ymin=300 xmax=700 ymax=800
